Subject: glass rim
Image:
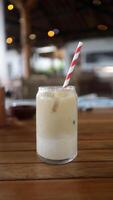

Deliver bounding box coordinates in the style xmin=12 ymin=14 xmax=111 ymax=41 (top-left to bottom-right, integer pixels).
xmin=38 ymin=85 xmax=75 ymax=92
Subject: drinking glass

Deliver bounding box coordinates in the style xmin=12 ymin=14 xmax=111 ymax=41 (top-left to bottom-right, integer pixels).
xmin=36 ymin=86 xmax=78 ymax=164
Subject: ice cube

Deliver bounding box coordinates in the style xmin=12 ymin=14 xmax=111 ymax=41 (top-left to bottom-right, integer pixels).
xmin=55 ymin=91 xmax=67 ymax=98
xmin=43 ymin=92 xmax=54 ymax=98
xmin=52 ymin=99 xmax=59 ymax=112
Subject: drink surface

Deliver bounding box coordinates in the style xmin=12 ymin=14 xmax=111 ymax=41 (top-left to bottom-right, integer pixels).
xmin=36 ymin=86 xmax=77 ymax=161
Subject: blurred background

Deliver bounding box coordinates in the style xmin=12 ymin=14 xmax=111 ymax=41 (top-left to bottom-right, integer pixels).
xmin=1 ymin=0 xmax=113 ymax=101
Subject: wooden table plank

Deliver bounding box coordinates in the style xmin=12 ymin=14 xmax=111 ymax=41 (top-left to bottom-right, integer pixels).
xmin=1 ymin=131 xmax=113 ymax=142
xmin=0 ymin=162 xmax=113 ymax=180
xmin=79 ymin=109 xmax=113 ymax=120
xmin=79 ymin=121 xmax=113 ymax=136
xmin=0 ymin=120 xmax=113 ymax=142
xmin=0 ymin=129 xmax=113 ymax=142
xmin=0 ymin=142 xmax=35 ymax=151
xmin=0 ymin=140 xmax=113 ymax=151
xmin=0 ymin=110 xmax=113 ymax=199
xmin=0 ymin=149 xmax=113 ymax=164
xmin=79 ymin=140 xmax=113 ymax=150
xmin=0 ymin=179 xmax=113 ymax=200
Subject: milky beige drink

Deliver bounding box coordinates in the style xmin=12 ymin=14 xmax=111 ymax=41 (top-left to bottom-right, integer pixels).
xmin=36 ymin=86 xmax=77 ymax=164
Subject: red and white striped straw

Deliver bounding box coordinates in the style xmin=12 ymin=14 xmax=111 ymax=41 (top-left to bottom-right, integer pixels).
xmin=63 ymin=41 xmax=83 ymax=88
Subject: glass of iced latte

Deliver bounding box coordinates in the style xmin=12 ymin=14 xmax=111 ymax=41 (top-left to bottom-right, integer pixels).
xmin=36 ymin=86 xmax=77 ymax=164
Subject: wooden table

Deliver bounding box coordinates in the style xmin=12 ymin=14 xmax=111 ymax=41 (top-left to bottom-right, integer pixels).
xmin=0 ymin=109 xmax=113 ymax=199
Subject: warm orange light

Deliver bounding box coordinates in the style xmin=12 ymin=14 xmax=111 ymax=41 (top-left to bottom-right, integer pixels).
xmin=6 ymin=37 xmax=13 ymax=44
xmin=97 ymin=24 xmax=108 ymax=31
xmin=48 ymin=30 xmax=55 ymax=37
xmin=8 ymin=4 xmax=14 ymax=11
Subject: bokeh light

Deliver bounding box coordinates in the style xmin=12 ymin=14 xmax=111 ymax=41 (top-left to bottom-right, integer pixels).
xmin=6 ymin=37 xmax=13 ymax=44
xmin=48 ymin=30 xmax=55 ymax=37
xmin=97 ymin=24 xmax=108 ymax=31
xmin=8 ymin=4 xmax=14 ymax=11
xmin=29 ymin=34 xmax=37 ymax=40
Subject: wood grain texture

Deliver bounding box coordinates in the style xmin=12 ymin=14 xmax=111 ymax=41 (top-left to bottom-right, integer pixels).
xmin=0 ymin=179 xmax=113 ymax=200
xmin=0 ymin=110 xmax=113 ymax=199
xmin=0 ymin=162 xmax=113 ymax=180
xmin=0 ymin=140 xmax=113 ymax=151
xmin=0 ymin=142 xmax=35 ymax=151
xmin=0 ymin=149 xmax=113 ymax=164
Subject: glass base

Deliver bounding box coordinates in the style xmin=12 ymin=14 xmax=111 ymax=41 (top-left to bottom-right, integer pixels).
xmin=38 ymin=154 xmax=77 ymax=165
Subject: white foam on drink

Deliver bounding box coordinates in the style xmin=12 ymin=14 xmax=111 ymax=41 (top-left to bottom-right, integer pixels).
xmin=37 ymin=135 xmax=77 ymax=160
